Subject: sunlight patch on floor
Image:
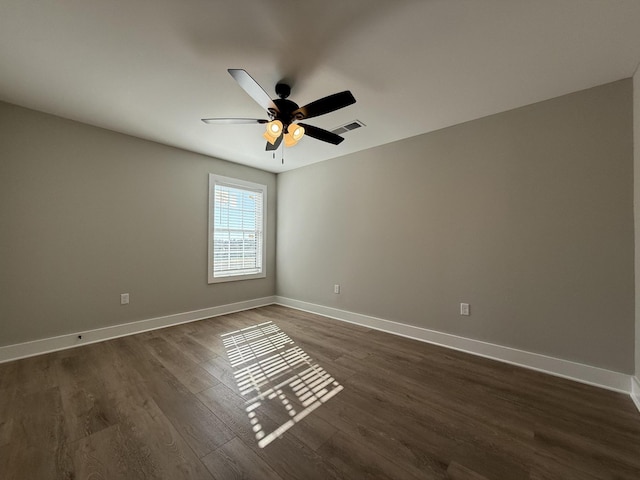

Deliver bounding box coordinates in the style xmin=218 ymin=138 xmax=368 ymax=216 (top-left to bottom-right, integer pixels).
xmin=221 ymin=321 xmax=343 ymax=448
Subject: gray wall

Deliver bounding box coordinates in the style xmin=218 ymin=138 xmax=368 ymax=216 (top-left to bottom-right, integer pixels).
xmin=0 ymin=102 xmax=276 ymax=346
xmin=277 ymin=79 xmax=635 ymax=373
xmin=635 ymin=69 xmax=640 ymax=380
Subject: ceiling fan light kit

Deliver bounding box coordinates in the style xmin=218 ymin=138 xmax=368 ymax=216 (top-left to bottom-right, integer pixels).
xmin=263 ymin=120 xmax=283 ymax=145
xmin=283 ymin=124 xmax=305 ymax=147
xmin=202 ymin=69 xmax=356 ymax=153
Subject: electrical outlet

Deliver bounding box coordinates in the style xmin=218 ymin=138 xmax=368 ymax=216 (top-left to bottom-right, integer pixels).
xmin=120 ymin=293 xmax=130 ymax=305
xmin=460 ymin=303 xmax=470 ymax=316
xmin=334 ymin=284 xmax=340 ymax=294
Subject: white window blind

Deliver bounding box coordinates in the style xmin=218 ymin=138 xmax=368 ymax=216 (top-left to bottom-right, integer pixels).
xmin=208 ymin=175 xmax=266 ymax=283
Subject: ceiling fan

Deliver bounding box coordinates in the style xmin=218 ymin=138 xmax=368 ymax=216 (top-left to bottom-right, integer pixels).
xmin=202 ymin=69 xmax=356 ymax=150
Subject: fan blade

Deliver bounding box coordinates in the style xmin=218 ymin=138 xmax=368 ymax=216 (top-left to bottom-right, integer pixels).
xmin=292 ymin=91 xmax=355 ymax=120
xmin=299 ymin=123 xmax=345 ymax=145
xmin=201 ymin=118 xmax=268 ymax=124
xmin=265 ymin=134 xmax=283 ymax=151
xmin=228 ymin=69 xmax=279 ymax=114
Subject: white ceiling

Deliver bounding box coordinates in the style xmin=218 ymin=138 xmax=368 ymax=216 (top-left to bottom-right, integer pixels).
xmin=2 ymin=0 xmax=640 ymax=173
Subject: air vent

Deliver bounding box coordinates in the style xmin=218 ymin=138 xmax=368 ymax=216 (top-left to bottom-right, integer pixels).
xmin=331 ymin=119 xmax=366 ymax=135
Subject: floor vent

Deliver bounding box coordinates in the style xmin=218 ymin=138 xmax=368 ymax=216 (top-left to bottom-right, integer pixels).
xmin=331 ymin=119 xmax=366 ymax=135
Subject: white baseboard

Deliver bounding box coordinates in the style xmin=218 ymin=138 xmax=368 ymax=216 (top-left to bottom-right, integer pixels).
xmin=0 ymin=296 xmax=277 ymax=364
xmin=2 ymin=294 xmax=635 ymax=401
xmin=632 ymin=376 xmax=640 ymax=413
xmin=275 ymin=296 xmax=633 ymax=394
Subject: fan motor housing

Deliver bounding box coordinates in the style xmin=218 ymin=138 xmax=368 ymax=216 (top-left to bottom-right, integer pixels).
xmin=273 ymin=97 xmax=299 ymax=125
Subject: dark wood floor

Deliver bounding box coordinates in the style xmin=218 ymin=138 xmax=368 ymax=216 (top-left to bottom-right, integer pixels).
xmin=1 ymin=305 xmax=640 ymax=479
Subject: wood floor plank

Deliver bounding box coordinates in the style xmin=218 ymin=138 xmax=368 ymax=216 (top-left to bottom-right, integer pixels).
xmin=54 ymin=349 xmax=121 ymax=442
xmin=164 ymin=329 xmax=221 ymax=365
xmin=72 ymin=414 xmax=213 ymax=480
xmin=341 ymin=357 xmax=535 ymax=444
xmin=317 ymin=430 xmax=427 ymax=480
xmin=311 ymin=388 xmax=451 ymax=479
xmin=0 ymin=386 xmax=74 ymax=480
xmin=197 ymin=383 xmax=342 ymax=480
xmin=338 ymin=373 xmax=534 ymax=478
xmin=1 ymin=351 xmax=60 ymax=395
xmin=140 ymin=334 xmax=220 ymax=394
xmin=201 ymin=354 xmax=241 ymax=392
xmin=242 ymin=377 xmax=339 ymax=452
xmin=197 ymin=383 xmax=257 ymax=440
xmin=529 ymin=449 xmax=616 ymax=480
xmin=0 ymin=360 xmax=17 ymax=390
xmin=0 ymin=387 xmax=15 ymax=448
xmin=445 ymin=461 xmax=490 ymax=480
xmin=265 ymin=304 xmax=372 ymax=336
xmin=1 ymin=305 xmax=640 ymax=479
xmin=114 ymin=335 xmax=235 ymax=458
xmin=185 ymin=321 xmax=233 ymax=358
xmin=201 ymin=437 xmax=285 ymax=480
xmin=270 ymin=409 xmax=337 ymax=452
xmin=320 ymin=373 xmax=535 ymax=478
xmin=0 ymin=443 xmax=73 ymax=480
xmin=531 ymin=425 xmax=640 ymax=479
xmin=68 ymin=339 xmax=219 ymax=478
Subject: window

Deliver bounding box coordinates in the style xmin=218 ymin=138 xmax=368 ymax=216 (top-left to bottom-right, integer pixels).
xmin=208 ymin=174 xmax=266 ymax=283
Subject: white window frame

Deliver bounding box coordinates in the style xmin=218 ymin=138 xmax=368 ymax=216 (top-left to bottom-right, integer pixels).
xmin=208 ymin=174 xmax=267 ymax=284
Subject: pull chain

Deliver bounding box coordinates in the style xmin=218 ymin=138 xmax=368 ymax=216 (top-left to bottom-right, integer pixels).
xmin=271 ymin=141 xmax=285 ymax=165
